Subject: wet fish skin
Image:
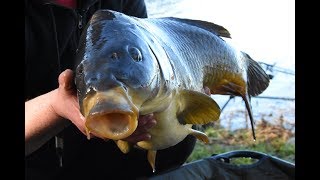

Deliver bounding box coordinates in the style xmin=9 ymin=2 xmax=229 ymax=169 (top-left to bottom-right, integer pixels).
xmin=74 ymin=9 xmax=269 ymax=171
xmin=137 ymin=16 xmax=269 ymax=140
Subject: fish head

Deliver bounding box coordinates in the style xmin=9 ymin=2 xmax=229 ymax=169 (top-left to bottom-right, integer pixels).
xmin=74 ymin=10 xmax=160 ymax=140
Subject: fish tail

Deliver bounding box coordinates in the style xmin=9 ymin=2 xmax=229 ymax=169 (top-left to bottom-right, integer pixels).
xmin=242 ymin=52 xmax=270 ymax=97
xmin=242 ymin=94 xmax=256 ymax=140
xmin=241 ymin=52 xmax=269 ymax=140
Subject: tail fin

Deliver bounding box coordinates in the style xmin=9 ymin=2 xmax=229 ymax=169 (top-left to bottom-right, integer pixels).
xmin=241 ymin=52 xmax=270 ymax=140
xmin=242 ymin=94 xmax=256 ymax=140
xmin=242 ymin=52 xmax=270 ymax=96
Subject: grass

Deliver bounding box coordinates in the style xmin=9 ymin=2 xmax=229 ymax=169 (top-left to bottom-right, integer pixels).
xmin=187 ymin=119 xmax=295 ymax=165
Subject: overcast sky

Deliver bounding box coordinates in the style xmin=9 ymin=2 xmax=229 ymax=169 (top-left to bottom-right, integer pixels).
xmin=146 ymin=0 xmax=295 ymax=70
xmin=145 ymin=0 xmax=295 ymax=129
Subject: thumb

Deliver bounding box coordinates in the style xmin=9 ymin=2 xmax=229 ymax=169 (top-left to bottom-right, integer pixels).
xmin=58 ymin=69 xmax=75 ymax=91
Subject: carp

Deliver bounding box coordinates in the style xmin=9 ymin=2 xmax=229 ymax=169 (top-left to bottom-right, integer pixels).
xmin=74 ymin=10 xmax=269 ymax=172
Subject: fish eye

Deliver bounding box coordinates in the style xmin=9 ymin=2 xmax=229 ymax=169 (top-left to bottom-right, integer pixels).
xmin=129 ymin=47 xmax=142 ymax=62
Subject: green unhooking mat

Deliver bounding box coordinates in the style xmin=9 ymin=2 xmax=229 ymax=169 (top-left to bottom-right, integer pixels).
xmin=147 ymin=150 xmax=295 ymax=180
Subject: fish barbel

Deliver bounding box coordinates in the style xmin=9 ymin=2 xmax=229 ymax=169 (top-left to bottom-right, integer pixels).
xmin=74 ymin=10 xmax=270 ymax=172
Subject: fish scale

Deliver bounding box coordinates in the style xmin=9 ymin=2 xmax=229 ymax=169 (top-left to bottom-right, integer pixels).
xmin=145 ymin=18 xmax=242 ymax=92
xmin=74 ymin=9 xmax=270 ymax=172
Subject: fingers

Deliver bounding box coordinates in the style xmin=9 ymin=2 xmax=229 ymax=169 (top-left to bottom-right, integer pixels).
xmin=69 ymin=111 xmax=98 ymax=140
xmin=138 ymin=114 xmax=157 ymax=128
xmin=74 ymin=113 xmax=86 ymax=134
xmin=143 ymin=118 xmax=157 ymax=130
xmin=123 ymin=114 xmax=157 ymax=143
xmin=137 ymin=114 xmax=156 ymax=132
xmin=66 ymin=106 xmax=87 ymax=135
xmin=57 ymin=70 xmax=87 ymax=137
xmin=125 ymin=133 xmax=151 ymax=143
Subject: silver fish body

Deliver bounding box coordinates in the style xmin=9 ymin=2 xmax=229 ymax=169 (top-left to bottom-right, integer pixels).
xmin=74 ymin=10 xmax=270 ymax=171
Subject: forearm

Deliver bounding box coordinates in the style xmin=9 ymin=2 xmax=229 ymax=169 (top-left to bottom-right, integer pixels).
xmin=25 ymin=89 xmax=70 ymax=156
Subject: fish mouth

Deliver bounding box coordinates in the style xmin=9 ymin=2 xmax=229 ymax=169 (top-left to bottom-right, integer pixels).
xmin=83 ymin=87 xmax=139 ymax=140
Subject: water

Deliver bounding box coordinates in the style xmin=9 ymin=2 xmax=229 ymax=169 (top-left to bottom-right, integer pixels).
xmin=145 ymin=0 xmax=295 ymax=132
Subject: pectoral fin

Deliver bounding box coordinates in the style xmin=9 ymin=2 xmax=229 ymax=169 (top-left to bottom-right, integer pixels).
xmin=116 ymin=140 xmax=131 ymax=154
xmin=177 ymin=90 xmax=221 ymax=125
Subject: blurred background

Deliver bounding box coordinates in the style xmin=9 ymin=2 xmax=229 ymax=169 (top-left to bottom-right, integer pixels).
xmin=145 ymin=0 xmax=295 ymax=163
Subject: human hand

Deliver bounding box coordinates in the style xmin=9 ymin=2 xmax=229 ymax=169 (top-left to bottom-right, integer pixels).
xmin=124 ymin=114 xmax=156 ymax=143
xmin=51 ymin=69 xmax=87 ymax=135
xmin=53 ymin=70 xmax=207 ymax=143
xmin=53 ymin=69 xmax=157 ymax=142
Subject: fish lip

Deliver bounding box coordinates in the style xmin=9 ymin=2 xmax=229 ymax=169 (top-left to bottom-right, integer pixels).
xmin=85 ymin=109 xmax=138 ymax=140
xmin=82 ymin=88 xmax=139 ymax=140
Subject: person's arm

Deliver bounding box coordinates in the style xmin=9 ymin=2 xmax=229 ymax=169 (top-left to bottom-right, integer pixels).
xmin=25 ymin=70 xmax=86 ymax=156
xmin=25 ymin=90 xmax=72 ymax=156
xmin=25 ymin=69 xmax=156 ymax=156
xmin=122 ymin=0 xmax=148 ymax=18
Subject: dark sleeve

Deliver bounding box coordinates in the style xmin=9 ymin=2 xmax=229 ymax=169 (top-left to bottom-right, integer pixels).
xmin=25 ymin=2 xmax=61 ymax=99
xmin=122 ymin=0 xmax=148 ymax=18
xmin=100 ymin=0 xmax=148 ymax=18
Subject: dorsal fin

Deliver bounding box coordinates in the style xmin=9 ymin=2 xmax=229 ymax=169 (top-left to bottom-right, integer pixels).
xmin=165 ymin=17 xmax=231 ymax=38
